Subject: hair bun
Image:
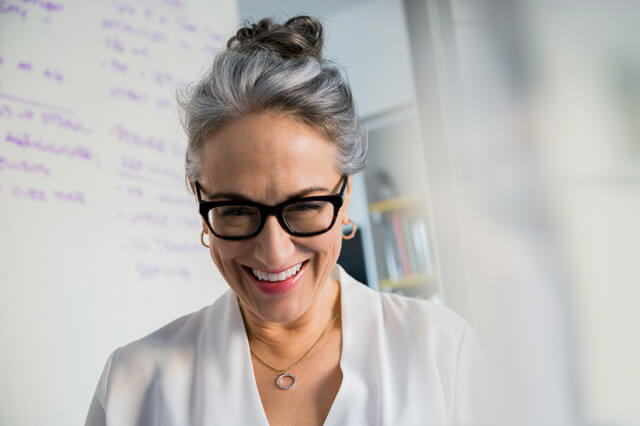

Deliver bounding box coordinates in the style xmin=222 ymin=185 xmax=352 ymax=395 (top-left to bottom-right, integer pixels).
xmin=227 ymin=15 xmax=324 ymax=60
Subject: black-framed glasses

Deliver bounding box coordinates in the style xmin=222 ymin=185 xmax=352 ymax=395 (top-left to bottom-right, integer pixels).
xmin=195 ymin=176 xmax=348 ymax=240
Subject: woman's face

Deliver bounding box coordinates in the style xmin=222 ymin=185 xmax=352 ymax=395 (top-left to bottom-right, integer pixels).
xmin=196 ymin=112 xmax=351 ymax=323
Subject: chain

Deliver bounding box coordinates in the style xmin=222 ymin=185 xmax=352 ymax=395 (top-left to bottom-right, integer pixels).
xmin=250 ymin=313 xmax=339 ymax=373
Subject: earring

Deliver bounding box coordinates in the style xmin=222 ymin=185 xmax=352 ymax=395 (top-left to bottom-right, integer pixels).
xmin=342 ymin=219 xmax=357 ymax=240
xmin=201 ymin=229 xmax=210 ymax=248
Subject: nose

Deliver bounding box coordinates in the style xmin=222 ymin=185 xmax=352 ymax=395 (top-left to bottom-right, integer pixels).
xmin=252 ymin=215 xmax=296 ymax=268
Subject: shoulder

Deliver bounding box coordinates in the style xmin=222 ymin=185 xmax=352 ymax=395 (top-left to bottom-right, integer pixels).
xmin=342 ymin=268 xmax=468 ymax=339
xmin=380 ymin=291 xmax=468 ymax=340
xmin=107 ymin=290 xmax=233 ymax=388
xmin=340 ymin=268 xmax=470 ymax=360
xmin=385 ymin=292 xmax=469 ymax=362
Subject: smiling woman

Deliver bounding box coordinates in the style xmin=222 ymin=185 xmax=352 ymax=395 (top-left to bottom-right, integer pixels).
xmin=85 ymin=16 xmax=485 ymax=426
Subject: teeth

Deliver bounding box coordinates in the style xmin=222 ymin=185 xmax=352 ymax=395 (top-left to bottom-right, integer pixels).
xmin=251 ymin=263 xmax=302 ymax=282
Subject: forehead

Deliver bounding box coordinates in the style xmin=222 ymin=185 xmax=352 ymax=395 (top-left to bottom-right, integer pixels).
xmin=200 ymin=112 xmax=339 ymax=200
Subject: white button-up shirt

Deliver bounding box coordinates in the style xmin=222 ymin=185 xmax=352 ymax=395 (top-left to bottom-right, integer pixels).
xmin=85 ymin=265 xmax=483 ymax=425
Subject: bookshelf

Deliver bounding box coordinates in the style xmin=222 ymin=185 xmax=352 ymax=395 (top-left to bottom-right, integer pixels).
xmin=369 ymin=194 xmax=425 ymax=213
xmin=369 ymin=193 xmax=438 ymax=299
xmin=362 ymin=108 xmax=442 ymax=301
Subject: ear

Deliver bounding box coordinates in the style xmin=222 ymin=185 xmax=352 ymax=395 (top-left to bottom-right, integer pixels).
xmin=341 ymin=175 xmax=353 ymax=225
xmin=201 ymin=219 xmax=210 ymax=236
xmin=188 ymin=180 xmax=209 ymax=233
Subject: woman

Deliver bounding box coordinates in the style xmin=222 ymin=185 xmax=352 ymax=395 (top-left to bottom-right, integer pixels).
xmin=85 ymin=16 xmax=483 ymax=426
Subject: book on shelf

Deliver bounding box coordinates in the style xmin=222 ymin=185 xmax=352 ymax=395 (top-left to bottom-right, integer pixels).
xmin=390 ymin=211 xmax=412 ymax=277
xmin=371 ymin=200 xmax=435 ymax=287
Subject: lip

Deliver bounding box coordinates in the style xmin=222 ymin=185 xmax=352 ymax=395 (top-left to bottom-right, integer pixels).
xmin=243 ymin=261 xmax=306 ymax=295
xmin=250 ymin=263 xmax=304 ymax=274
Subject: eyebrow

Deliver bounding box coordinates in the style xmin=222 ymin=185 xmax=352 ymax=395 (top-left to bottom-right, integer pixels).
xmin=201 ymin=186 xmax=330 ymax=202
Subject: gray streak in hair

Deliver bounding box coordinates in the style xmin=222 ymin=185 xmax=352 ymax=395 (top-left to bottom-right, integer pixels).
xmin=177 ymin=45 xmax=367 ymax=186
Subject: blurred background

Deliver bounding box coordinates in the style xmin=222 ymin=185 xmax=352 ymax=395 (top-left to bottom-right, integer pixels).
xmin=1 ymin=0 xmax=639 ymax=424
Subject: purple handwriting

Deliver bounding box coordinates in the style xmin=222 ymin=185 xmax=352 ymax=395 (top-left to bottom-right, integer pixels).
xmin=105 ymin=37 xmax=125 ymax=53
xmin=102 ymin=18 xmax=168 ymax=43
xmin=1 ymin=105 xmax=92 ymax=133
xmin=18 ymin=108 xmax=33 ymax=119
xmin=158 ymin=194 xmax=192 ymax=206
xmin=43 ymin=68 xmax=63 ymax=82
xmin=160 ymin=0 xmax=184 ymax=8
xmin=111 ymin=58 xmax=127 ymax=72
xmin=11 ymin=186 xmax=85 ymax=203
xmin=136 ymin=262 xmax=190 ymax=279
xmin=53 ymin=190 xmax=85 ymax=203
xmin=126 ymin=238 xmax=200 ymax=253
xmin=5 ymin=132 xmax=92 ymax=160
xmin=130 ymin=212 xmax=167 ymax=226
xmin=40 ymin=111 xmax=92 ymax=133
xmin=122 ymin=185 xmax=143 ymax=198
xmin=112 ymin=1 xmax=134 ymax=15
xmin=0 ymin=56 xmax=3 ymax=64
xmin=179 ymin=22 xmax=197 ymax=33
xmin=174 ymin=214 xmax=200 ymax=229
xmin=110 ymin=86 xmax=146 ymax=102
xmin=0 ymin=104 xmax=10 ymax=117
xmin=11 ymin=61 xmax=65 ymax=81
xmin=148 ymin=165 xmax=182 ymax=182
xmin=0 ymin=1 xmax=27 ymax=19
xmin=20 ymin=0 xmax=63 ymax=13
xmin=0 ymin=93 xmax=74 ymax=114
xmin=154 ymin=238 xmax=201 ymax=253
xmin=120 ymin=155 xmax=182 ymax=183
xmin=153 ymin=71 xmax=173 ymax=86
xmin=139 ymin=7 xmax=167 ymax=24
xmin=118 ymin=171 xmax=163 ymax=185
xmin=105 ymin=37 xmax=151 ymax=58
xmin=120 ymin=155 xmax=142 ymax=171
xmin=0 ymin=156 xmax=51 ymax=175
xmin=112 ymin=125 xmax=165 ymax=152
xmin=131 ymin=46 xmax=149 ymax=57
xmin=12 ymin=186 xmax=46 ymax=201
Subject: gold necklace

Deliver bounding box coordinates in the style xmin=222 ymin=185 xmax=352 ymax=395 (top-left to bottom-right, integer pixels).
xmin=250 ymin=314 xmax=339 ymax=390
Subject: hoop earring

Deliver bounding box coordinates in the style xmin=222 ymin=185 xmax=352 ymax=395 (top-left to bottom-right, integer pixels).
xmin=343 ymin=219 xmax=357 ymax=240
xmin=200 ymin=229 xmax=210 ymax=248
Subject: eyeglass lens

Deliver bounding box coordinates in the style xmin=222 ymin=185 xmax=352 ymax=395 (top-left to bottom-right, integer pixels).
xmin=207 ymin=200 xmax=335 ymax=237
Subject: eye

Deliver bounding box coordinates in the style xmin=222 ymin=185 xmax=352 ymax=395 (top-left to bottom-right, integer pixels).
xmin=287 ymin=202 xmax=323 ymax=212
xmin=219 ymin=206 xmax=254 ymax=217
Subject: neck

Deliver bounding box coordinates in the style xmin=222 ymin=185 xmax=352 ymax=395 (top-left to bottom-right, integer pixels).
xmin=239 ymin=277 xmax=341 ymax=361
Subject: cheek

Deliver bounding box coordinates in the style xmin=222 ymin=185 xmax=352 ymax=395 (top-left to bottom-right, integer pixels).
xmin=302 ymin=225 xmax=343 ymax=258
xmin=208 ymin=239 xmax=245 ymax=270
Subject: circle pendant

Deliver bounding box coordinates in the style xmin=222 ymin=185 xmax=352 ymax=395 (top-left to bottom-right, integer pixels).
xmin=276 ymin=372 xmax=297 ymax=390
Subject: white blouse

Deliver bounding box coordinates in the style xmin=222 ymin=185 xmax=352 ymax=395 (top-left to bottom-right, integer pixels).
xmin=85 ymin=265 xmax=484 ymax=425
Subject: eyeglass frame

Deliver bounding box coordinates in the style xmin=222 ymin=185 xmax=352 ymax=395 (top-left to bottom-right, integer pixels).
xmin=194 ymin=175 xmax=348 ymax=240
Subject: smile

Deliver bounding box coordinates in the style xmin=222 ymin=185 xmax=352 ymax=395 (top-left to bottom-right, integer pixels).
xmin=243 ymin=261 xmax=307 ymax=295
xmin=251 ymin=263 xmax=302 ymax=282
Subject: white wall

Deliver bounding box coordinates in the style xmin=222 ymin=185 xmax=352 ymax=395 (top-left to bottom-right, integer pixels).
xmin=323 ymin=0 xmax=415 ymax=119
xmin=0 ymin=1 xmax=238 ymax=424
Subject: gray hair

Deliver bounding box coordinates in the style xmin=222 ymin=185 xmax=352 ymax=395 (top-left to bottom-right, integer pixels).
xmin=176 ymin=35 xmax=367 ymax=184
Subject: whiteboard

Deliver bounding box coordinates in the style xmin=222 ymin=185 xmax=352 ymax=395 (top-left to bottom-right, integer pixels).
xmin=0 ymin=0 xmax=238 ymax=424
